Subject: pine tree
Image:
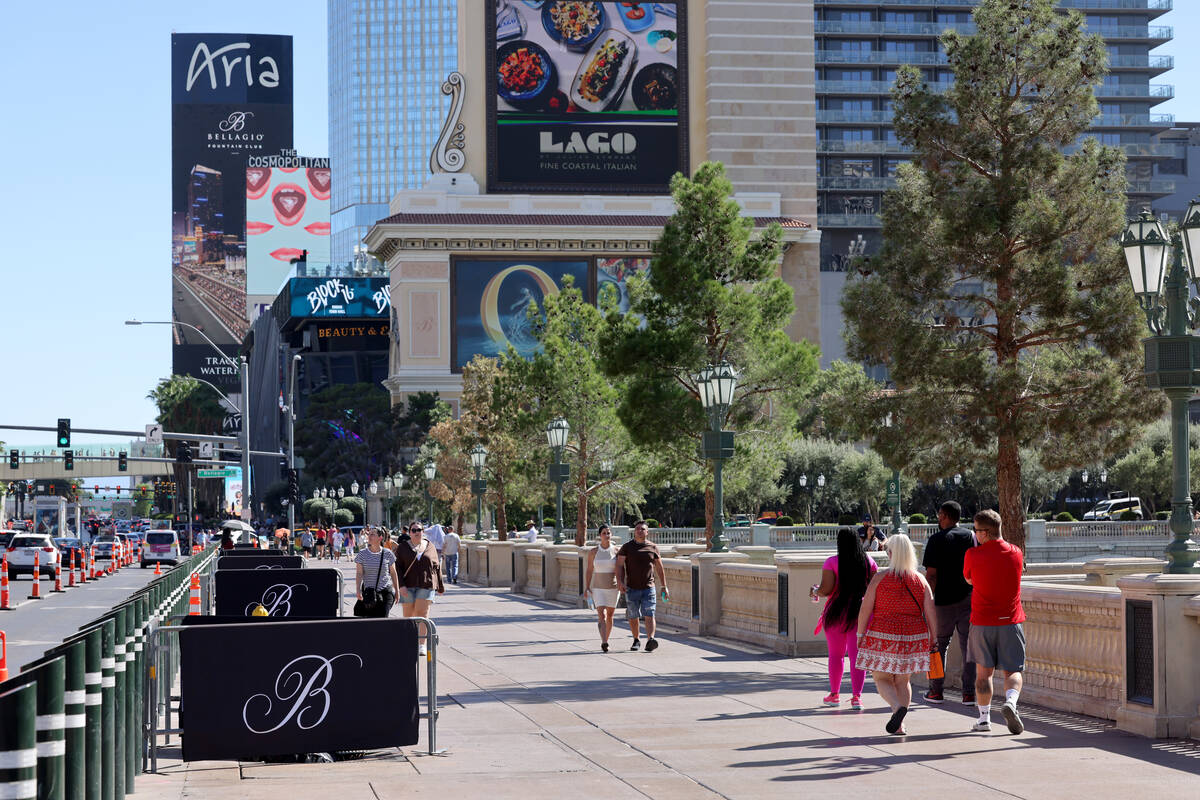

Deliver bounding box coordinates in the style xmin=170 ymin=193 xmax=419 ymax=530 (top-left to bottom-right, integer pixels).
xmin=839 ymin=0 xmax=1162 ymax=551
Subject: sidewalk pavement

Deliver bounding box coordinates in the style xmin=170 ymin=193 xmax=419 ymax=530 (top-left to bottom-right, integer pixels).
xmin=131 ymin=566 xmax=1200 ymax=799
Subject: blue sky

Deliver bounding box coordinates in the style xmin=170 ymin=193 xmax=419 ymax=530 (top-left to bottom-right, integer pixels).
xmin=1 ymin=1 xmax=1197 ymax=452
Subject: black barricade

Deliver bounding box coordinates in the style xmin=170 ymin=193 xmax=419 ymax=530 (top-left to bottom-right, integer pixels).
xmin=213 ymin=555 xmax=304 ymax=571
xmin=180 ymin=616 xmax=327 ymax=626
xmin=179 ymin=618 xmax=419 ymax=760
xmin=213 ymin=569 xmax=339 ymax=617
xmin=217 ymin=549 xmax=287 ymax=557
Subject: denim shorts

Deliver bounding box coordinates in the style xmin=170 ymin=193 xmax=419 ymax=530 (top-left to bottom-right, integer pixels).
xmin=396 ymin=587 xmax=435 ymax=604
xmin=625 ymin=587 xmax=656 ymax=620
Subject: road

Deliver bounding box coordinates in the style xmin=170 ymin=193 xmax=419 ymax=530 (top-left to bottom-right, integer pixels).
xmin=1 ymin=563 xmax=161 ymax=671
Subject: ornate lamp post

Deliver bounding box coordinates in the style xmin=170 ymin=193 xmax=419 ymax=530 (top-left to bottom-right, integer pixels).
xmin=600 ymin=458 xmax=615 ymax=525
xmin=469 ymin=445 xmax=488 ymax=540
xmin=545 ymin=418 xmax=570 ymax=545
xmin=817 ymin=473 xmax=826 ymax=523
xmin=697 ymin=361 xmax=739 ymax=552
xmin=368 ymin=480 xmax=379 ymax=526
xmin=799 ymin=473 xmax=810 ymax=525
xmin=882 ymin=413 xmax=906 ymax=536
xmin=1119 ymin=208 xmax=1200 ymax=572
xmin=424 ymin=462 xmax=437 ymax=524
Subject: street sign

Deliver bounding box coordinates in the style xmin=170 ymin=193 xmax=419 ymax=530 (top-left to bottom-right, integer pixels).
xmin=199 ymin=441 xmax=214 ymax=459
xmin=146 ymin=424 xmax=163 ymax=444
xmin=886 ymin=478 xmax=900 ymax=506
xmin=198 ymin=468 xmax=238 ymax=478
xmin=112 ymin=501 xmax=133 ymax=520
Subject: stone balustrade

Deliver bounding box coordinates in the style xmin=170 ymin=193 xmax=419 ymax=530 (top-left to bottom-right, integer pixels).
xmin=458 ymin=536 xmax=1199 ymax=739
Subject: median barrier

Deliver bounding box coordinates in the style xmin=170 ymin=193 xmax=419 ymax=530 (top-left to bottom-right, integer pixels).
xmin=6 ymin=655 xmax=65 ymax=800
xmin=0 ymin=682 xmax=36 ymax=800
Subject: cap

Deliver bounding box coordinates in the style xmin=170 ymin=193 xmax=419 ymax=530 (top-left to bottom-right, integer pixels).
xmin=861 ymin=514 xmax=873 ymax=522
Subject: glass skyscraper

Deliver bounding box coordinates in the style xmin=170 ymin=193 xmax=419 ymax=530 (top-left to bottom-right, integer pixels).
xmin=814 ymin=0 xmax=1175 ymax=366
xmin=328 ymin=0 xmax=458 ymax=265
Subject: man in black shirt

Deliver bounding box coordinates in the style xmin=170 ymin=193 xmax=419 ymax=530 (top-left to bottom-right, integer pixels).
xmin=922 ymin=500 xmax=977 ymax=704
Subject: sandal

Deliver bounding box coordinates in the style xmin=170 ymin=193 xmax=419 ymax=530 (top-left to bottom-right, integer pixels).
xmin=885 ymin=706 xmax=908 ymax=734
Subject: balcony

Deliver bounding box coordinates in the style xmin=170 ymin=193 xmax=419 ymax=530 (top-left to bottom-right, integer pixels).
xmin=1091 ymin=113 xmax=1174 ymax=128
xmin=817 ymin=110 xmax=895 ymax=124
xmin=818 ymin=213 xmax=883 ymax=229
xmin=818 ymin=140 xmax=914 ymax=155
xmin=817 ymin=50 xmax=948 ymax=66
xmin=815 ymin=21 xmax=1169 ymax=41
xmin=1126 ymin=179 xmax=1176 ymax=196
xmin=817 ymin=81 xmax=1173 ymax=103
xmin=815 ymin=0 xmax=1170 ymax=11
xmin=819 ymin=176 xmax=899 ymax=191
xmin=1066 ymin=141 xmax=1181 ymax=158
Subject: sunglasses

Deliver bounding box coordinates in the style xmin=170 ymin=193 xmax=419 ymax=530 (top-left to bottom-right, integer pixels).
xmin=410 ymin=527 xmax=423 ymax=533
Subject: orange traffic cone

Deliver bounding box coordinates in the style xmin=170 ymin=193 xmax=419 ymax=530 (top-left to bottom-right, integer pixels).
xmin=153 ymin=560 xmax=161 ymax=576
xmin=1 ymin=556 xmax=11 ymax=610
xmin=28 ymin=552 xmax=42 ymax=600
xmin=52 ymin=558 xmax=64 ymax=593
xmin=187 ymin=573 xmax=201 ymax=615
xmin=0 ymin=631 xmax=8 ymax=681
xmin=68 ymin=551 xmax=76 ymax=588
xmin=88 ymin=550 xmax=96 ymax=581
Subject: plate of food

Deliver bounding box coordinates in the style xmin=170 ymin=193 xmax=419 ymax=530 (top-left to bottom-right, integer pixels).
xmin=616 ymin=2 xmax=655 ymax=34
xmin=631 ymin=62 xmax=677 ymax=110
xmin=541 ymin=1 xmax=606 ymax=50
xmin=496 ymin=40 xmax=556 ymax=107
xmin=569 ymin=31 xmax=638 ymax=112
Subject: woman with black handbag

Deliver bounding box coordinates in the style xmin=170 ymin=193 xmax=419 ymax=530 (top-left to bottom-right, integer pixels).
xmin=392 ymin=522 xmax=446 ymax=657
xmin=354 ymin=527 xmax=399 ymax=617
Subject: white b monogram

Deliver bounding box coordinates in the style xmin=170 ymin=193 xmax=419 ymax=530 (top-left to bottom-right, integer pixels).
xmin=245 ymin=583 xmax=306 ymax=616
xmin=242 ymin=654 xmax=363 ymax=734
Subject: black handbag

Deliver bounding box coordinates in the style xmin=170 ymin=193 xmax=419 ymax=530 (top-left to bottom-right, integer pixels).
xmin=353 ymin=548 xmax=388 ymax=617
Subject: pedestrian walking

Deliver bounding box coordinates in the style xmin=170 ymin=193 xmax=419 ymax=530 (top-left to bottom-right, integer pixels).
xmin=392 ymin=521 xmax=446 ymax=658
xmin=856 ymin=533 xmax=935 ymax=735
xmin=442 ymin=526 xmax=461 ymax=584
xmin=811 ymin=527 xmax=878 ymax=709
xmin=299 ymin=527 xmax=315 ymax=557
xmin=585 ymin=523 xmax=621 ymax=652
xmin=615 ymin=520 xmax=668 ymax=652
xmin=922 ymin=500 xmax=978 ymax=705
xmin=425 ymin=522 xmax=446 ymax=560
xmin=964 ymin=509 xmax=1026 ymax=735
xmin=354 ymin=528 xmax=399 ymax=617
xmin=315 ymin=526 xmax=327 ymax=559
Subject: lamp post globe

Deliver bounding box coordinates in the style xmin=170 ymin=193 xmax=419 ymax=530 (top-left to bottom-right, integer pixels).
xmin=423 ymin=462 xmax=437 ymax=524
xmin=600 ymin=458 xmax=615 ymax=524
xmin=698 ymin=360 xmax=739 ymax=552
xmin=545 ymin=419 xmax=570 ymax=544
xmin=350 ymin=480 xmax=359 ymax=496
xmin=469 ymin=444 xmax=488 ymax=539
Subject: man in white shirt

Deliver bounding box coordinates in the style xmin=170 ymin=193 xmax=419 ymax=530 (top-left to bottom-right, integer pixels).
xmin=442 ymin=525 xmax=461 ymax=584
xmin=425 ymin=522 xmax=446 ymax=557
xmin=523 ymin=520 xmax=539 ymax=543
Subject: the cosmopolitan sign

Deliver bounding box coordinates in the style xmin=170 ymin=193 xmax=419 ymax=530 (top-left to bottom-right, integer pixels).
xmin=179 ymin=618 xmax=420 ymax=760
xmin=284 ymin=277 xmax=391 ymax=319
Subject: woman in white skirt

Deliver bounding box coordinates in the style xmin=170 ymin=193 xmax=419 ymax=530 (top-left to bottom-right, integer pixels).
xmin=585 ymin=524 xmax=620 ymax=652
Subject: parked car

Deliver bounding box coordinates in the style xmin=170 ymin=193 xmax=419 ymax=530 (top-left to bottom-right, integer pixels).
xmin=53 ymin=537 xmax=89 ymax=568
xmin=91 ymin=534 xmax=119 ymax=562
xmin=142 ymin=530 xmax=181 ymax=568
xmin=1082 ymin=496 xmax=1144 ymax=521
xmin=7 ymin=534 xmax=60 ymax=578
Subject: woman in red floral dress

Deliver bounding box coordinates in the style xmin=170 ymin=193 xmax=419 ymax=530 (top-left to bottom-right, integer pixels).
xmin=856 ymin=533 xmax=935 ymax=735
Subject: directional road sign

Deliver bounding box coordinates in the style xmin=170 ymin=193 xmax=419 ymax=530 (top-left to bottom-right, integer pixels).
xmin=198 ymin=468 xmax=239 ymax=478
xmin=146 ymin=424 xmax=163 ymax=444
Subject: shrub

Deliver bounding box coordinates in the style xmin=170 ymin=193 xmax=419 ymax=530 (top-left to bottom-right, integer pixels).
xmin=690 ymin=517 xmax=707 ymax=528
xmin=1118 ymin=510 xmax=1140 ymax=521
xmin=1054 ymin=511 xmax=1076 ymax=522
xmin=1155 ymin=510 xmax=1169 ymax=520
xmin=774 ymin=515 xmax=794 ymax=526
xmin=338 ymin=496 xmax=366 ymax=524
xmin=907 ymin=513 xmax=927 ymax=524
xmin=644 ymin=519 xmax=659 ymax=528
xmin=837 ymin=513 xmax=857 ymax=526
xmin=543 ymin=517 xmax=556 ymax=528
xmin=333 ymin=508 xmax=354 ymax=527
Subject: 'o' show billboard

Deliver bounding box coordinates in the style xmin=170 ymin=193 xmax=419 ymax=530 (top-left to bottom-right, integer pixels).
xmin=171 ymin=33 xmax=294 ymax=391
xmin=487 ymin=1 xmax=688 ymax=193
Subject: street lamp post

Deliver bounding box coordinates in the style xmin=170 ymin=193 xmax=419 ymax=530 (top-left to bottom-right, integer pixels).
xmin=799 ymin=474 xmax=810 ymax=525
xmin=545 ymin=418 xmax=570 ymax=545
xmin=697 ymin=361 xmax=739 ymax=553
xmin=125 ymin=318 xmax=252 ymax=520
xmin=469 ymin=445 xmax=488 ymax=540
xmin=882 ymin=413 xmax=907 ymax=536
xmin=424 ymin=462 xmax=437 ymax=523
xmin=1120 ymin=208 xmax=1200 ymax=572
xmin=369 ymin=480 xmax=379 ymax=526
xmin=600 ymin=458 xmax=614 ymax=525
xmin=817 ymin=473 xmax=826 ymax=523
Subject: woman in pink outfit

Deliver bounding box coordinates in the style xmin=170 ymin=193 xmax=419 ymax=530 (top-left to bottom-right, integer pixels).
xmin=811 ymin=527 xmax=877 ymax=709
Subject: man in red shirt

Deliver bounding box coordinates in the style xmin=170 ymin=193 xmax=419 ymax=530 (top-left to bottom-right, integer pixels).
xmin=963 ymin=509 xmax=1025 ymax=735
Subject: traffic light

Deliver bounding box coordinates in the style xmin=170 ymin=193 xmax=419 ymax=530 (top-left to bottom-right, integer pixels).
xmin=56 ymin=418 xmax=71 ymax=448
xmin=118 ymin=451 xmax=128 ymax=472
xmin=8 ymin=450 xmax=17 ymax=470
xmin=64 ymin=450 xmax=74 ymax=471
xmin=176 ymin=442 xmax=192 ymax=463
xmin=287 ymin=468 xmax=299 ymax=504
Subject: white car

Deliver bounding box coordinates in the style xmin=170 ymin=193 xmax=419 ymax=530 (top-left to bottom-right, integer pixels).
xmin=7 ymin=534 xmax=60 ymax=579
xmin=142 ymin=530 xmax=181 ymax=568
xmin=1083 ymin=496 xmax=1143 ymax=521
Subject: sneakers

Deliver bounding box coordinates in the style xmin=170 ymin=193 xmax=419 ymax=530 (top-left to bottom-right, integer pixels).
xmin=630 ymin=639 xmax=641 ymax=651
xmin=645 ymin=638 xmax=659 ymax=652
xmin=601 ymin=642 xmax=609 ymax=653
xmin=885 ymin=706 xmax=908 ymax=734
xmin=822 ymin=693 xmax=840 ymax=706
xmin=961 ymin=693 xmax=976 ymax=705
xmin=418 ymin=642 xmax=427 ymax=658
xmin=923 ymin=690 xmax=945 ymax=704
xmin=1001 ymin=701 xmax=1024 ymax=734
xmin=850 ymin=695 xmax=863 ymax=710
xmin=971 ymin=719 xmax=992 ymax=732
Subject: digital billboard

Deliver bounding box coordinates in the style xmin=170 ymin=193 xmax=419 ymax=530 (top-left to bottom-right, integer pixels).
xmin=171 ymin=33 xmax=294 ymax=391
xmin=487 ymin=1 xmax=688 ymax=193
xmin=246 ymin=152 xmax=330 ymax=297
xmin=452 ymin=258 xmax=591 ymax=371
xmin=284 ymin=277 xmax=391 ymax=320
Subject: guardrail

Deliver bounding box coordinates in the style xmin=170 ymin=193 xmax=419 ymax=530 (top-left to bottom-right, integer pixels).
xmin=0 ymin=545 xmax=218 ymax=799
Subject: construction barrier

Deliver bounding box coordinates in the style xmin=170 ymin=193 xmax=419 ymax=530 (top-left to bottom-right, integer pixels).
xmin=0 ymin=682 xmax=36 ymax=800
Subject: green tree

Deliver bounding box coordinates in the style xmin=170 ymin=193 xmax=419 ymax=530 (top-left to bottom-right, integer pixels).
xmin=838 ymin=0 xmax=1162 ymax=551
xmin=147 ymin=375 xmax=228 ymax=518
xmin=294 ymin=383 xmax=404 ymax=487
xmin=338 ymin=496 xmax=365 ymax=524
xmin=602 ymin=162 xmax=820 ymax=545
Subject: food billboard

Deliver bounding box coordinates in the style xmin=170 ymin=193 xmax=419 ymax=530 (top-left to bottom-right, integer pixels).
xmin=487 ymin=1 xmax=688 ymax=193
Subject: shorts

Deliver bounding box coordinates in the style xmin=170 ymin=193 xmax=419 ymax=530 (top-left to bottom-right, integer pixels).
xmin=968 ymin=623 xmax=1026 ymax=673
xmin=591 ymin=588 xmax=620 ymax=608
xmin=396 ymin=587 xmax=436 ymax=604
xmin=625 ymin=587 xmax=656 ymax=620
